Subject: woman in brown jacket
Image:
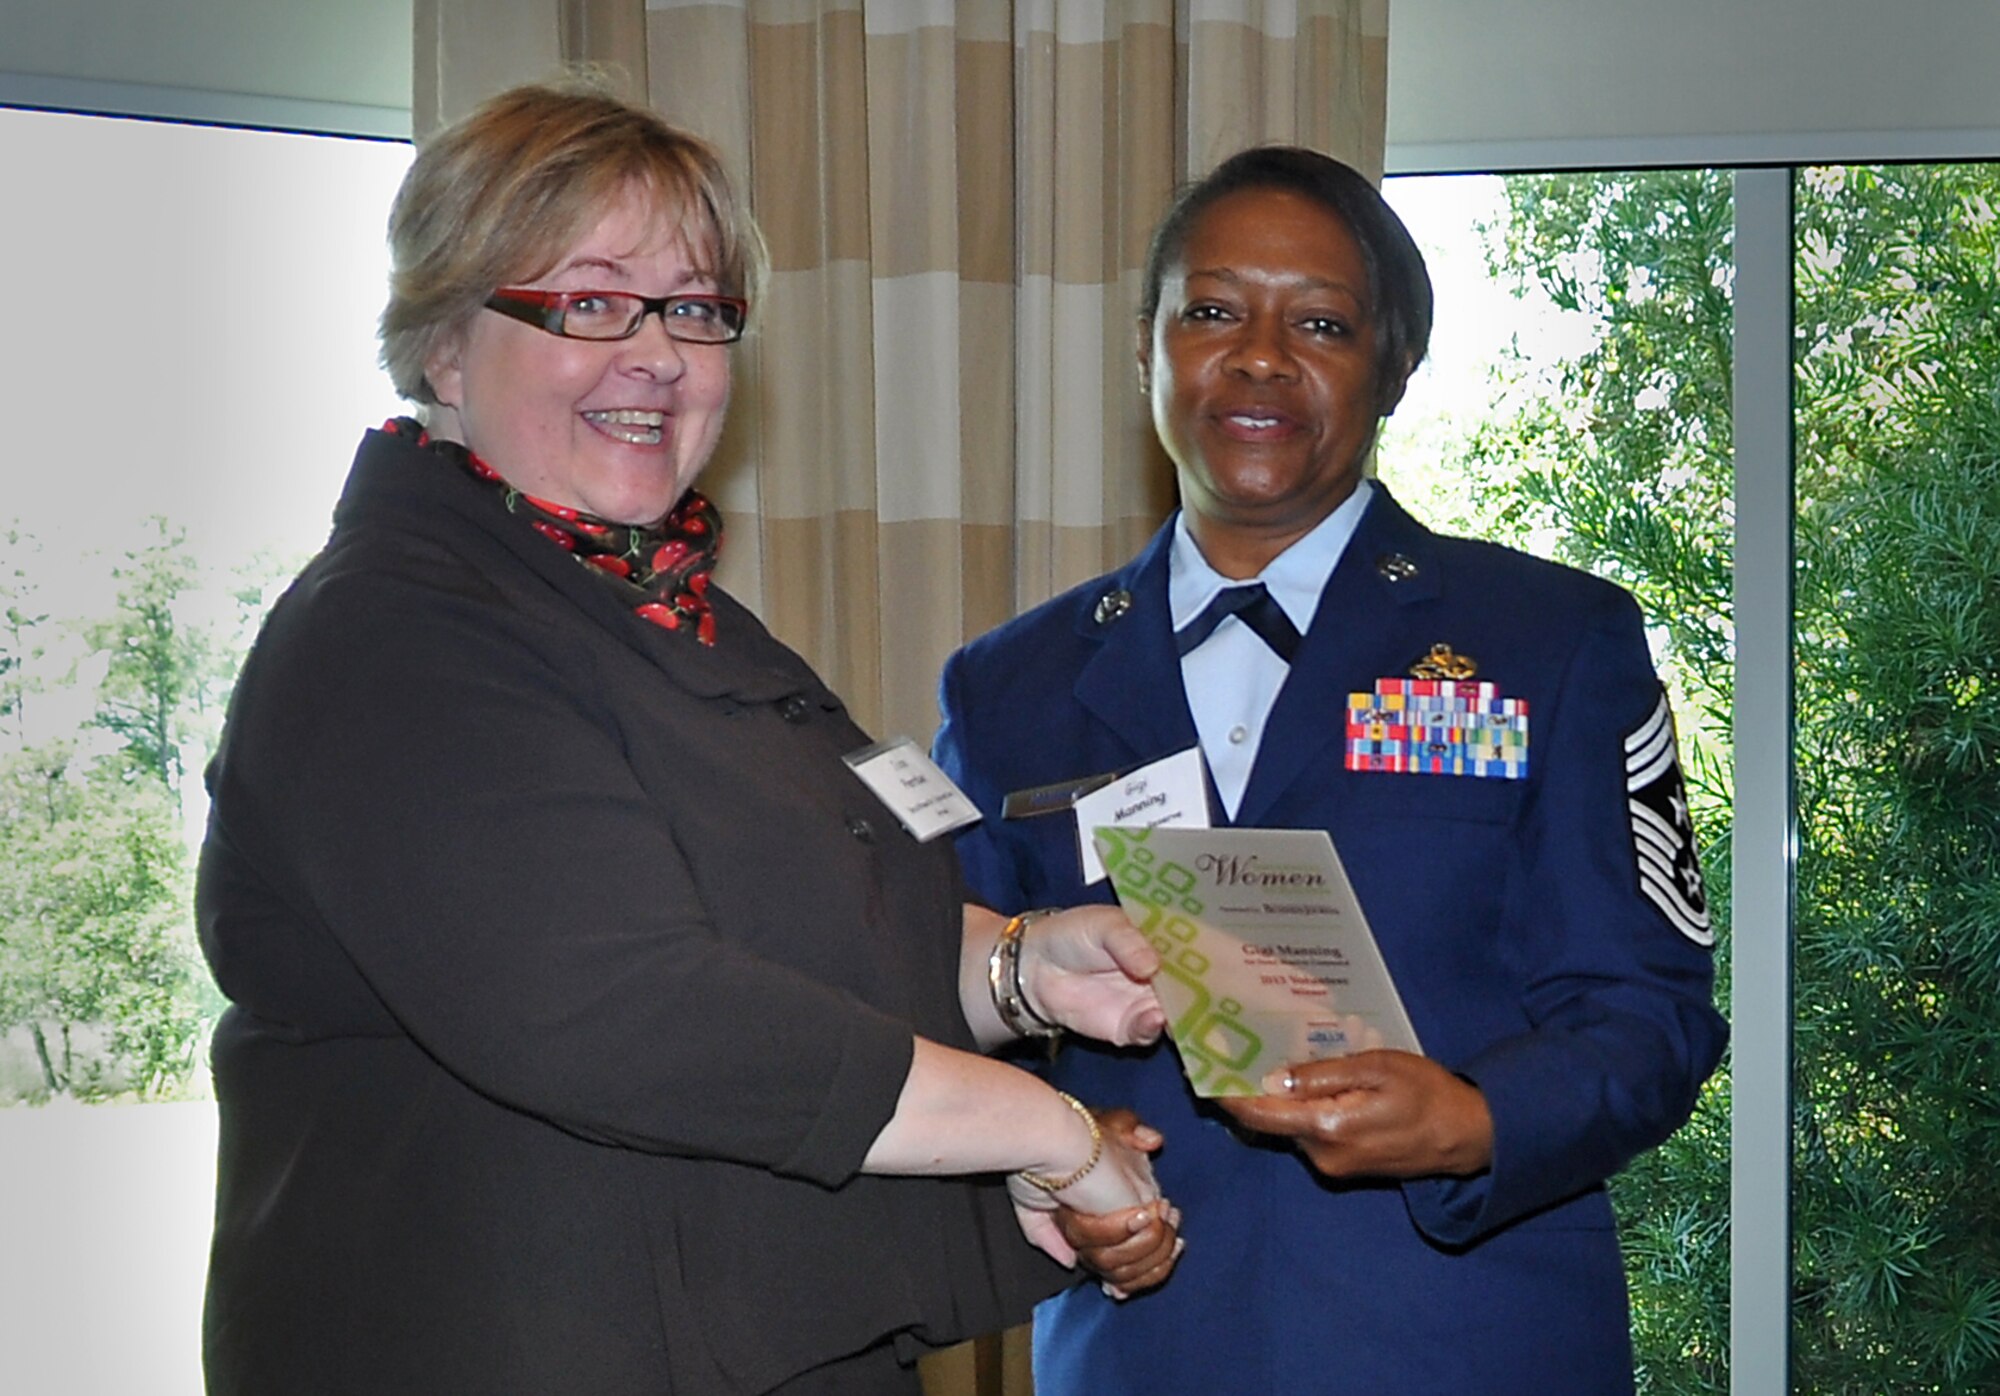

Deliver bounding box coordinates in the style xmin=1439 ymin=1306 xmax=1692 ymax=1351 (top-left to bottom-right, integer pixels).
xmin=196 ymin=79 xmax=1177 ymax=1396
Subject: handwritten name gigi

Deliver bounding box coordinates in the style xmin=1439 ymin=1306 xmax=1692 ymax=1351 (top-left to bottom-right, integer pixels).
xmin=1196 ymin=854 xmax=1328 ymax=889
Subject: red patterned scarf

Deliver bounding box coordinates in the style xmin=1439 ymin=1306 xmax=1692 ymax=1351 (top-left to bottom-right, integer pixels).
xmin=385 ymin=417 xmax=721 ymax=645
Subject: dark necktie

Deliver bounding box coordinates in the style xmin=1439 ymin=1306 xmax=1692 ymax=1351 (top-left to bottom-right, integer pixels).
xmin=1174 ymin=582 xmax=1301 ymax=663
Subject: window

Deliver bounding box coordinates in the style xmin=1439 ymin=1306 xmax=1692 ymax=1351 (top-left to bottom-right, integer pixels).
xmin=1382 ymin=162 xmax=2000 ymax=1393
xmin=1382 ymin=169 xmax=1736 ymax=1392
xmin=1788 ymin=161 xmax=2000 ymax=1393
xmin=0 ymin=106 xmax=411 ymax=1394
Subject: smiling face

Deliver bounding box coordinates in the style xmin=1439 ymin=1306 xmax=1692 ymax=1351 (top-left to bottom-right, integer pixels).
xmin=423 ymin=184 xmax=732 ymax=526
xmin=1141 ymin=186 xmax=1409 ymax=578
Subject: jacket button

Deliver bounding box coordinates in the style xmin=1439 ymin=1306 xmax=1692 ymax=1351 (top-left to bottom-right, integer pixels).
xmin=846 ymin=816 xmax=876 ymax=842
xmin=779 ymin=694 xmax=810 ymax=723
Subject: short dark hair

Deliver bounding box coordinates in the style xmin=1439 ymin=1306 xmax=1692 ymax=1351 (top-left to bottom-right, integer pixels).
xmin=1139 ymin=146 xmax=1433 ymax=411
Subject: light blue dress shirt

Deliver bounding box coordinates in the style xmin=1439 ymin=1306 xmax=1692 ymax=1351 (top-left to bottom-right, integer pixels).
xmin=1169 ymin=478 xmax=1374 ymax=817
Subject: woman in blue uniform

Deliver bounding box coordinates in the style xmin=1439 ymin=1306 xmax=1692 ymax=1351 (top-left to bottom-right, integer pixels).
xmin=934 ymin=146 xmax=1726 ymax=1395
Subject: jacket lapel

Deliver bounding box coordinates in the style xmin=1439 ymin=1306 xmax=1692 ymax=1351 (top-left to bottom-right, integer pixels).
xmin=491 ymin=508 xmax=810 ymax=708
xmin=1072 ymin=524 xmax=1201 ymax=770
xmin=343 ymin=428 xmax=811 ymax=710
xmin=1235 ymin=487 xmax=1444 ymax=826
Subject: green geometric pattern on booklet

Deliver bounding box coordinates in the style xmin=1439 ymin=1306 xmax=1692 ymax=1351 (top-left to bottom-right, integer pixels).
xmin=1096 ymin=826 xmax=1261 ymax=1095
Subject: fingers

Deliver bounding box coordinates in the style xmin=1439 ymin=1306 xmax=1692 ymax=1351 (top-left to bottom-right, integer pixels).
xmin=1094 ymin=914 xmax=1162 ymax=980
xmin=1101 ymin=1234 xmax=1185 ymax=1299
xmin=1216 ymin=1050 xmax=1495 ymax=1179
xmin=1014 ymin=1206 xmax=1078 ymax=1269
xmin=1090 ymin=988 xmax=1165 ymax=1049
xmin=1060 ymin=1202 xmax=1184 ymax=1299
xmin=1214 ymin=1091 xmax=1324 ymax=1139
xmin=1103 ymin=1135 xmax=1162 ymax=1202
xmin=1055 ymin=1199 xmax=1168 ymax=1251
xmin=1019 ymin=907 xmax=1167 ymax=1046
xmin=1116 ymin=991 xmax=1168 ymax=1046
xmin=1260 ymin=1049 xmax=1394 ymax=1098
xmin=1114 ymin=994 xmax=1168 ymax=1047
xmin=1095 ymin=1107 xmax=1164 ymax=1153
xmin=1041 ymin=906 xmax=1160 ymax=981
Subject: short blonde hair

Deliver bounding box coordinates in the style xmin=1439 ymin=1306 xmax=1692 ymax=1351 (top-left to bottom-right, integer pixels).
xmin=380 ymin=77 xmax=767 ymax=404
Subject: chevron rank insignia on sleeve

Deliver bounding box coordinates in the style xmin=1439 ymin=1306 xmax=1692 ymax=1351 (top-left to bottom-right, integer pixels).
xmin=1624 ymin=688 xmax=1713 ymax=946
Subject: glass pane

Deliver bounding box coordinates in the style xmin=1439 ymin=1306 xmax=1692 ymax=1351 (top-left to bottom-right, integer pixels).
xmin=0 ymin=107 xmax=411 ymax=1394
xmin=1791 ymin=161 xmax=2000 ymax=1393
xmin=1383 ymin=170 xmax=1735 ymax=1395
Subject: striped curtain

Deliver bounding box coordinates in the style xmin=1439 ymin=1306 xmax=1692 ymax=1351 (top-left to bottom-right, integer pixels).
xmin=416 ymin=0 xmax=1386 ymax=753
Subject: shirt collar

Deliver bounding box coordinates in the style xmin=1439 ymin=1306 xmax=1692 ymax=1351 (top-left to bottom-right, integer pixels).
xmin=1168 ymin=477 xmax=1375 ymax=633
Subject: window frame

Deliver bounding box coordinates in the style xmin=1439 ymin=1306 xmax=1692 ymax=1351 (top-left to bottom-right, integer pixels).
xmin=0 ymin=72 xmax=408 ymax=140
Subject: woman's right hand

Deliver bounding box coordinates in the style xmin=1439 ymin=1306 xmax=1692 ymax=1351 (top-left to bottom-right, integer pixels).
xmin=858 ymin=1040 xmax=1179 ymax=1276
xmin=1057 ymin=1200 xmax=1183 ymax=1299
xmin=1054 ymin=1109 xmax=1183 ymax=1298
xmin=1006 ymin=1098 xmax=1170 ymax=1267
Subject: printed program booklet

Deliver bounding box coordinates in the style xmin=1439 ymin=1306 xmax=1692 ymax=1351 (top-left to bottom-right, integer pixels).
xmin=1094 ymin=825 xmax=1421 ymax=1097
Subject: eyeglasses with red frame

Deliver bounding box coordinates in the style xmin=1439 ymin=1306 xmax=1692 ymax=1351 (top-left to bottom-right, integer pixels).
xmin=484 ymin=288 xmax=748 ymax=344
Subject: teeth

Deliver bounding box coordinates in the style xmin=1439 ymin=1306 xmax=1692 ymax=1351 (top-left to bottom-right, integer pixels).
xmin=584 ymin=409 xmax=666 ymax=444
xmin=1233 ymin=414 xmax=1280 ymax=428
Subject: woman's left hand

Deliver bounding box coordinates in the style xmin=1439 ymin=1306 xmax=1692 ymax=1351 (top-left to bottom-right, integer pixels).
xmin=1215 ymin=1049 xmax=1494 ymax=1180
xmin=1018 ymin=906 xmax=1166 ymax=1046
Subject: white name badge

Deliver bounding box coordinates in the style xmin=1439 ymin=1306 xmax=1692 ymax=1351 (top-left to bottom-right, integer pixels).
xmin=844 ymin=737 xmax=982 ymax=842
xmin=1073 ymin=745 xmax=1211 ymax=885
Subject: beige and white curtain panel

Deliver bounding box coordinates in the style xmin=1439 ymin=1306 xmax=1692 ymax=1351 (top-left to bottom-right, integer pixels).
xmin=416 ymin=0 xmax=1387 ymax=752
xmin=417 ymin=7 xmax=1384 ymax=1391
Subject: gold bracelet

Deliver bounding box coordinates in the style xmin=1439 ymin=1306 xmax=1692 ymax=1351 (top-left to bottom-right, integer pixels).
xmin=1016 ymin=1091 xmax=1103 ymax=1194
xmin=987 ymin=909 xmax=1063 ymax=1039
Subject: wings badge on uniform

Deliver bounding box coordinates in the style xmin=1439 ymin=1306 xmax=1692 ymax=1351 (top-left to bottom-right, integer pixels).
xmin=1624 ymin=689 xmax=1714 ymax=947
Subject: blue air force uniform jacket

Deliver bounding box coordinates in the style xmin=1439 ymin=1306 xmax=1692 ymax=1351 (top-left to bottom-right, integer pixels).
xmin=933 ymin=487 xmax=1726 ymax=1396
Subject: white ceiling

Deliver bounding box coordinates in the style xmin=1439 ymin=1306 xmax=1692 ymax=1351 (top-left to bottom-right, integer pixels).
xmin=4 ymin=0 xmax=1997 ymax=166
xmin=0 ymin=0 xmax=412 ymax=135
xmin=1390 ymin=0 xmax=2000 ymax=169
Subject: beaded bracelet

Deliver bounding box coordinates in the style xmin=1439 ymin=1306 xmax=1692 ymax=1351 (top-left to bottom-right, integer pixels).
xmin=1016 ymin=1091 xmax=1104 ymax=1194
xmin=988 ymin=908 xmax=1064 ymax=1039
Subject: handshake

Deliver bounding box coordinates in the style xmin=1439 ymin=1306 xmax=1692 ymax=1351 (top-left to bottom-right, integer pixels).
xmin=1010 ymin=1101 xmax=1183 ymax=1302
xmin=990 ymin=904 xmax=1495 ymax=1301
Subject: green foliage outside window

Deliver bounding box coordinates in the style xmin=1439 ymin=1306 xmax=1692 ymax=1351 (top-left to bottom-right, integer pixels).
xmin=1443 ymin=164 xmax=2000 ymax=1393
xmin=0 ymin=519 xmax=244 ymax=1103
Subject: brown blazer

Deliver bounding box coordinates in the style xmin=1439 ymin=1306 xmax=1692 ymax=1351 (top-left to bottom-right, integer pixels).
xmin=197 ymin=425 xmax=1063 ymax=1395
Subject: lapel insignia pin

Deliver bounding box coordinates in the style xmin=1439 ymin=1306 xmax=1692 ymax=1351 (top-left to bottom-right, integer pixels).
xmin=1410 ymin=643 xmax=1478 ymax=680
xmin=1376 ymin=552 xmax=1420 ymax=582
xmin=1093 ymin=588 xmax=1133 ymax=626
